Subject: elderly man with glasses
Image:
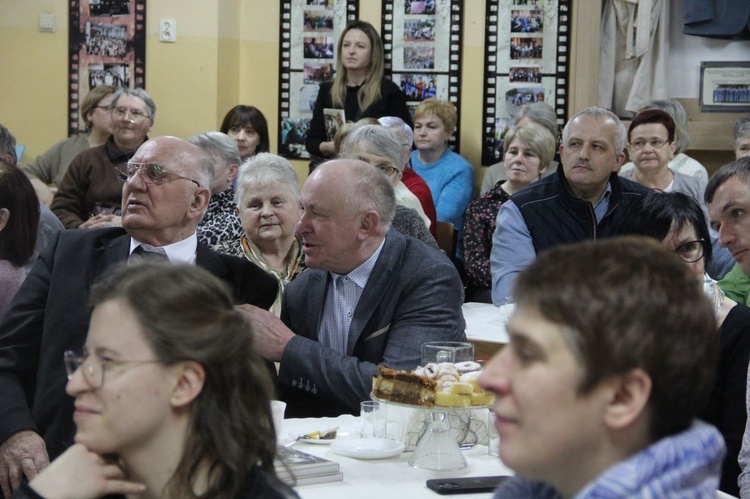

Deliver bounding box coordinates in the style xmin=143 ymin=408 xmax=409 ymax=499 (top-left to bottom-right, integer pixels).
xmin=0 ymin=136 xmax=278 ymax=497
xmin=50 ymin=87 xmax=155 ymax=229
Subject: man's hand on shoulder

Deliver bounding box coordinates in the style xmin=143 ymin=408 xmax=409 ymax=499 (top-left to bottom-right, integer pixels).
xmin=0 ymin=430 xmax=49 ymax=497
xmin=236 ymin=304 xmax=295 ymax=362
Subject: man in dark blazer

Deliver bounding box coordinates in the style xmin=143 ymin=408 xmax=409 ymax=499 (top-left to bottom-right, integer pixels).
xmin=240 ymin=159 xmax=466 ymax=418
xmin=0 ymin=136 xmax=277 ymax=497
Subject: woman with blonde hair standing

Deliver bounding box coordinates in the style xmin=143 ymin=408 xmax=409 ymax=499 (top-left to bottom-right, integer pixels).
xmin=305 ymin=20 xmax=411 ymax=169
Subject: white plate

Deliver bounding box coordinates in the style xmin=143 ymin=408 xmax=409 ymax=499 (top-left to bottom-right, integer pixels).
xmin=330 ymin=438 xmax=405 ymax=459
xmin=287 ymin=431 xmax=347 ymax=445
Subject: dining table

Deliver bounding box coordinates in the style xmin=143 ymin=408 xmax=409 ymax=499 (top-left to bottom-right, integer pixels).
xmin=462 ymin=302 xmax=510 ymax=360
xmin=281 ymin=414 xmax=514 ymax=499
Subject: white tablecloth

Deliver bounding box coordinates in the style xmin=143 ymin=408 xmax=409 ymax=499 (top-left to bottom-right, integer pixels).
xmin=462 ymin=302 xmax=510 ymax=344
xmin=282 ymin=415 xmax=513 ymax=499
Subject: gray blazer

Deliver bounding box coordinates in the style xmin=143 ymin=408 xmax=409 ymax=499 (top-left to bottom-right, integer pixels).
xmin=277 ymin=228 xmax=466 ymax=417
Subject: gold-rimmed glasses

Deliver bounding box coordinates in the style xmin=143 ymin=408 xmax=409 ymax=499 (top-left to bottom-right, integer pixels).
xmin=111 ymin=106 xmax=149 ymax=123
xmin=116 ymin=162 xmax=200 ymax=187
xmin=64 ymin=350 xmax=162 ymax=389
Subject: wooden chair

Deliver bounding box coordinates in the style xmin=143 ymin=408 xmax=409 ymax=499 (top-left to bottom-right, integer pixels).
xmin=435 ymin=221 xmax=458 ymax=261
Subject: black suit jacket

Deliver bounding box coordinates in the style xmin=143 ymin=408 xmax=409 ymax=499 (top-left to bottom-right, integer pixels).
xmin=0 ymin=228 xmax=277 ymax=459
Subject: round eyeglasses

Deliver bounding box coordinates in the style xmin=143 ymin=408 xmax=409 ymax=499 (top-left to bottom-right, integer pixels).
xmin=116 ymin=162 xmax=200 ymax=187
xmin=674 ymin=239 xmax=705 ymax=263
xmin=64 ymin=350 xmax=162 ymax=389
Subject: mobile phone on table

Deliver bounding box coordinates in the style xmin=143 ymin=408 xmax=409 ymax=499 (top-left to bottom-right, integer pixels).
xmin=426 ymin=475 xmax=510 ymax=495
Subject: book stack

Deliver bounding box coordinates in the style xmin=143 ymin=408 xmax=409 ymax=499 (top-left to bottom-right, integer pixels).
xmin=275 ymin=445 xmax=343 ymax=486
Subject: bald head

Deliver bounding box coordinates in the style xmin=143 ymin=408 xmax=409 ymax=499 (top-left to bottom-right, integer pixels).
xmin=312 ymin=159 xmax=396 ymax=230
xmin=298 ymin=159 xmax=395 ymax=273
xmin=121 ymin=136 xmax=212 ymax=246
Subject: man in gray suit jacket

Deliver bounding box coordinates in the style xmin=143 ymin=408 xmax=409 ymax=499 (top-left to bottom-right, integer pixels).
xmin=240 ymin=159 xmax=466 ymax=418
xmin=0 ymin=137 xmax=278 ymax=497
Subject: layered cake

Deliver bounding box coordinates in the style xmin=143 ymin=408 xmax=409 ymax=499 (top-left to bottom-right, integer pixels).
xmin=372 ymin=362 xmax=494 ymax=407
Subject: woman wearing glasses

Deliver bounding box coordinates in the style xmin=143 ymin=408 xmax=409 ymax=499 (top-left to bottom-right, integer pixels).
xmin=22 ymin=85 xmax=115 ymax=206
xmin=51 ymin=88 xmax=155 ymax=229
xmin=16 ymin=263 xmax=298 ymax=499
xmin=616 ymin=191 xmax=750 ymax=497
xmin=619 ymin=109 xmax=706 ymax=207
xmin=338 ymin=124 xmax=438 ymax=249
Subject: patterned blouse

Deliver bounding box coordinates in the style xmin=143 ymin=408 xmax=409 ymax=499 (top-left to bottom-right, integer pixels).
xmin=215 ymin=234 xmax=305 ymax=317
xmin=196 ymin=188 xmax=244 ymax=250
xmin=463 ymin=180 xmax=511 ymax=290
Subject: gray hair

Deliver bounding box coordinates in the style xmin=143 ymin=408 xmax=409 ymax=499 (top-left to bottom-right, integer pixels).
xmin=735 ymin=116 xmax=750 ymax=146
xmin=0 ymin=124 xmax=17 ymax=165
xmin=378 ymin=116 xmax=414 ymax=149
xmin=111 ymin=87 xmax=157 ymax=121
xmin=339 ymin=125 xmax=407 ymax=172
xmin=640 ymin=99 xmax=690 ymax=153
xmin=317 ymin=159 xmax=396 ymax=230
xmin=562 ymin=106 xmax=627 ymax=153
xmin=515 ymin=102 xmax=559 ymax=142
xmin=188 ymin=131 xmax=241 ymax=170
xmin=235 ymin=152 xmax=301 ymax=206
xmin=503 ymin=122 xmax=557 ymax=171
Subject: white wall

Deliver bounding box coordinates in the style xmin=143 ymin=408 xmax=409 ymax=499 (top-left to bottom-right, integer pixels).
xmin=668 ymin=0 xmax=750 ymax=98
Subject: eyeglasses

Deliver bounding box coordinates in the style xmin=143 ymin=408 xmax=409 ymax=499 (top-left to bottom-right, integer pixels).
xmin=64 ymin=350 xmax=161 ymax=389
xmin=374 ymin=164 xmax=400 ymax=177
xmin=629 ymin=138 xmax=669 ymax=150
xmin=116 ymin=162 xmax=200 ymax=187
xmin=94 ymin=105 xmax=111 ymax=111
xmin=674 ymin=239 xmax=705 ymax=263
xmin=112 ymin=106 xmax=150 ymax=123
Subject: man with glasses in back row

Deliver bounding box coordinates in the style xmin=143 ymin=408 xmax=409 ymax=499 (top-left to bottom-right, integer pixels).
xmin=0 ymin=136 xmax=278 ymax=497
xmin=50 ymin=87 xmax=154 ymax=229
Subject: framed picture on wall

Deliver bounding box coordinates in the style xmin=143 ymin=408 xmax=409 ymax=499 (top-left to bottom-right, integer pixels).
xmin=277 ymin=0 xmax=359 ymax=160
xmin=480 ymin=0 xmax=571 ymax=166
xmin=68 ymin=0 xmax=146 ymax=136
xmin=700 ymin=61 xmax=750 ymax=113
xmin=380 ymin=0 xmax=464 ymax=149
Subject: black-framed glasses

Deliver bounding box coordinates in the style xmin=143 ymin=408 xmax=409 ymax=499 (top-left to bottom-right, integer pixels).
xmin=629 ymin=138 xmax=669 ymax=150
xmin=374 ymin=164 xmax=400 ymax=177
xmin=111 ymin=106 xmax=149 ymax=123
xmin=674 ymin=239 xmax=705 ymax=263
xmin=64 ymin=350 xmax=162 ymax=389
xmin=116 ymin=162 xmax=200 ymax=187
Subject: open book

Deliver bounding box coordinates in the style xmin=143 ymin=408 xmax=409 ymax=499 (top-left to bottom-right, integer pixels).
xmin=275 ymin=445 xmax=343 ymax=486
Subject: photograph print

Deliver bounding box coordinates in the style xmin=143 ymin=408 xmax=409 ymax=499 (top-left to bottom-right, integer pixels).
xmin=404 ymin=0 xmax=436 ymax=15
xmin=404 ymin=19 xmax=436 ymax=42
xmin=510 ymin=9 xmax=544 ymax=33
xmin=304 ymin=62 xmax=335 ymax=83
xmin=399 ymin=73 xmax=438 ymax=101
xmin=303 ymin=9 xmax=334 ymax=32
xmin=404 ymin=45 xmax=435 ymax=70
xmin=303 ymin=36 xmax=334 ymax=59
xmin=85 ymin=22 xmax=128 ymax=57
xmin=510 ymin=37 xmax=543 ymax=60
xmin=89 ymin=0 xmax=130 ymax=17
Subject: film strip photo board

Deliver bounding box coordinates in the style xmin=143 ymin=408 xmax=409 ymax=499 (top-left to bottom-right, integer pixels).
xmin=277 ymin=0 xmax=359 ymax=160
xmin=381 ymin=0 xmax=464 ymax=150
xmin=481 ymin=0 xmax=570 ymax=165
xmin=68 ymin=0 xmax=146 ymax=136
